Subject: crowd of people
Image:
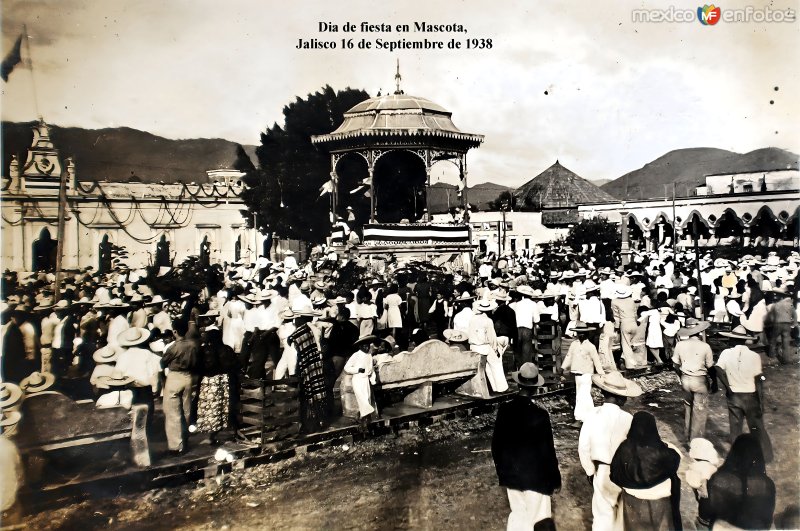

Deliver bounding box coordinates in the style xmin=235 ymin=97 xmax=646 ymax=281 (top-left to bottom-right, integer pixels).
xmin=0 ymin=242 xmax=798 ymax=528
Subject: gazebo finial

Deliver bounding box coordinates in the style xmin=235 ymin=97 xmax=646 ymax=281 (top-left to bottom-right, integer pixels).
xmin=394 ymin=58 xmax=403 ymax=95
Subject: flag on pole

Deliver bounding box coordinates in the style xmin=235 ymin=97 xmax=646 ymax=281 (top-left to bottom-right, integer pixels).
xmin=1 ymin=34 xmax=23 ymax=82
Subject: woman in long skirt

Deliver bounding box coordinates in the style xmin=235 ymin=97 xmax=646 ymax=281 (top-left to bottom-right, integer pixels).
xmin=196 ymin=326 xmax=235 ymax=443
xmin=288 ymin=312 xmax=331 ymax=433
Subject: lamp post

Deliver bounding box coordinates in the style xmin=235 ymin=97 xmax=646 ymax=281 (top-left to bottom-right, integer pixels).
xmin=619 ymin=202 xmax=630 ymax=266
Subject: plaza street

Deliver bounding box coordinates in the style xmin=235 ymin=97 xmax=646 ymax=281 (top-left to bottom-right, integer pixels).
xmin=20 ymin=362 xmax=799 ymax=531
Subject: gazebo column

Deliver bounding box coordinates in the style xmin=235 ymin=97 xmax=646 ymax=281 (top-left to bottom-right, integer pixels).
xmin=620 ymin=210 xmax=630 ymax=266
xmin=330 ymin=170 xmax=338 ymax=223
xmin=425 ymin=165 xmax=432 ymax=222
xmin=368 ymin=165 xmax=376 ymax=223
xmin=461 ymin=156 xmax=469 ymax=223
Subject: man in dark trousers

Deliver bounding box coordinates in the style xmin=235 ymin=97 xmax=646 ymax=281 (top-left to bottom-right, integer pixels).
xmin=492 ymin=362 xmax=561 ymax=530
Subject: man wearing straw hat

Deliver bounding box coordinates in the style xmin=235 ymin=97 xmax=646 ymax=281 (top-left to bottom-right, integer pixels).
xmin=715 ymin=325 xmax=773 ymax=462
xmin=671 ymin=317 xmax=714 ymax=443
xmin=579 ymin=371 xmax=642 ymax=531
xmin=492 ymin=362 xmax=561 ymax=530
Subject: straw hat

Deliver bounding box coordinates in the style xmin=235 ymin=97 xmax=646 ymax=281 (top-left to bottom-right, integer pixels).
xmin=512 ymin=362 xmax=545 ymax=388
xmin=718 ymin=325 xmax=756 ymax=340
xmin=571 ymin=321 xmax=597 ymax=333
xmin=677 ymin=318 xmax=710 ymax=338
xmin=688 ymin=438 xmax=720 ymax=466
xmin=144 ymin=295 xmax=166 ymax=306
xmin=93 ymin=345 xmax=120 ymax=364
xmin=95 ymin=371 xmax=135 ymax=389
xmin=353 ymin=334 xmax=389 ymax=349
xmin=0 ymin=410 xmax=22 ymax=431
xmin=614 ymin=285 xmax=632 ymax=299
xmin=279 ymin=308 xmax=296 ymax=320
xmin=473 ymin=299 xmax=497 ymax=313
xmin=117 ymin=327 xmax=151 ymax=347
xmin=313 ymin=280 xmax=326 ymax=290
xmin=311 ymin=295 xmax=327 ymax=307
xmin=20 ymin=371 xmax=56 ymax=394
xmin=515 ymin=285 xmax=535 ymax=298
xmin=290 ymin=299 xmax=321 ymax=317
xmin=455 ymin=291 xmax=474 ymax=302
xmin=0 ymin=382 xmax=23 ymax=409
xmin=443 ymin=329 xmax=469 ymax=342
xmin=591 ymin=371 xmax=642 ymax=397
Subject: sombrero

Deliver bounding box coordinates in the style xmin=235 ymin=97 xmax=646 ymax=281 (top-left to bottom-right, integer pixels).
xmin=455 ymin=291 xmax=474 ymax=302
xmin=313 ymin=280 xmax=326 ymax=290
xmin=20 ymin=371 xmax=56 ymax=394
xmin=0 ymin=410 xmax=22 ymax=430
xmin=0 ymin=382 xmax=23 ymax=409
xmin=332 ymin=296 xmax=348 ymax=305
xmin=279 ymin=308 xmax=296 ymax=320
xmin=93 ymin=345 xmax=120 ymax=364
xmin=689 ymin=438 xmax=720 ymax=466
xmin=614 ymin=286 xmax=632 ymax=299
xmin=473 ymin=299 xmax=497 ymax=313
xmin=515 ymin=285 xmax=535 ymax=297
xmin=512 ymin=362 xmax=545 ymax=388
xmin=95 ymin=371 xmax=135 ymax=389
xmin=677 ymin=318 xmax=711 ymax=338
xmin=353 ymin=334 xmax=389 ymax=349
xmin=117 ymin=327 xmax=151 ymax=347
xmin=144 ymin=295 xmax=166 ymax=306
xmin=571 ymin=321 xmax=597 ymax=332
xmin=443 ymin=329 xmax=469 ymax=342
xmin=718 ymin=325 xmax=756 ymax=340
xmin=591 ymin=371 xmax=642 ymax=397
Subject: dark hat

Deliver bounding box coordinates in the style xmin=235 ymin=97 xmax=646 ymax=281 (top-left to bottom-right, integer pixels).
xmin=512 ymin=362 xmax=545 ymax=387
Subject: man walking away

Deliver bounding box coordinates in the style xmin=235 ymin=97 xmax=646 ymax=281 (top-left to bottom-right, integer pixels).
xmin=578 ymin=371 xmax=643 ymax=531
xmin=492 ymin=363 xmax=561 ymax=531
xmin=715 ymin=325 xmax=773 ymax=462
xmin=671 ymin=318 xmax=714 ymax=443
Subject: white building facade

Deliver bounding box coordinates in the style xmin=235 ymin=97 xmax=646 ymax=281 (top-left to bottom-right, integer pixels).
xmin=1 ymin=122 xmax=264 ymax=272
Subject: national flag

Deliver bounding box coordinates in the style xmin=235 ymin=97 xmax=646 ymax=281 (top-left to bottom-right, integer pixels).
xmin=1 ymin=34 xmax=23 ymax=82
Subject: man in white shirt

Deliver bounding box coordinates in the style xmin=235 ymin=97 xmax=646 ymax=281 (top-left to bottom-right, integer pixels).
xmin=715 ymin=326 xmax=773 ymax=462
xmin=579 ymin=372 xmax=642 ymax=531
xmin=511 ymin=286 xmax=539 ymax=367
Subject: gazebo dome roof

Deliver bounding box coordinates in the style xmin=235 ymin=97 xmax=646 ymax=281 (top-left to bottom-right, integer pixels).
xmin=312 ymin=92 xmax=483 ymax=147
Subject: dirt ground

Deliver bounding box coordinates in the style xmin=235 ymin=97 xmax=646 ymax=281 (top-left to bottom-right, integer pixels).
xmin=17 ymin=362 xmax=800 ymax=531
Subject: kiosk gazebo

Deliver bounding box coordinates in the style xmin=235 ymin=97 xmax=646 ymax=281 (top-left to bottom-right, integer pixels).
xmin=311 ymin=76 xmax=483 ymax=266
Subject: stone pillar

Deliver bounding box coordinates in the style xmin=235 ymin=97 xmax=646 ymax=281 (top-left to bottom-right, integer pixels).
xmin=620 ymin=211 xmax=630 ymax=266
xmin=8 ymin=156 xmax=21 ymax=193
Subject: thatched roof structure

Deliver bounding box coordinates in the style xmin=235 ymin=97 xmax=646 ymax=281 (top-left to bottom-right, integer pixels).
xmin=515 ymin=160 xmax=616 ymax=210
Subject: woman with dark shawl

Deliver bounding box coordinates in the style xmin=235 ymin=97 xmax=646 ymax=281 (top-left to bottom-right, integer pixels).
xmin=706 ymin=433 xmax=775 ymax=530
xmin=288 ymin=311 xmax=331 ymax=433
xmin=610 ymin=411 xmax=682 ymax=530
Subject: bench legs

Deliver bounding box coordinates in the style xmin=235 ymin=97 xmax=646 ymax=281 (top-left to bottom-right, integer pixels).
xmin=455 ymin=365 xmax=492 ymax=400
xmin=130 ymin=404 xmax=151 ymax=467
xmin=403 ymin=382 xmax=433 ymax=408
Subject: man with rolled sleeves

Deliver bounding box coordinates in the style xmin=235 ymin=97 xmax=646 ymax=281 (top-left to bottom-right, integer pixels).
xmin=715 ymin=325 xmax=773 ymax=462
xmin=671 ymin=317 xmax=714 ymax=443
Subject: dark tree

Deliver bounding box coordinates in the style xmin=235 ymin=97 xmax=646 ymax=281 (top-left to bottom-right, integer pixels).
xmin=565 ymin=217 xmax=621 ymax=267
xmin=241 ymin=86 xmax=370 ymax=244
xmin=488 ymin=190 xmax=517 ymax=211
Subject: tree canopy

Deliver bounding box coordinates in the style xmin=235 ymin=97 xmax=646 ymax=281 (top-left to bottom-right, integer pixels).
xmin=564 ymin=217 xmax=621 ymax=267
xmin=241 ymin=86 xmax=370 ymax=245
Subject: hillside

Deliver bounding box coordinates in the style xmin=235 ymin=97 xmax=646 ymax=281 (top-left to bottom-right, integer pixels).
xmin=2 ymin=121 xmax=257 ymax=183
xmin=427 ymin=181 xmax=513 ymax=213
xmin=602 ymin=147 xmax=799 ymax=199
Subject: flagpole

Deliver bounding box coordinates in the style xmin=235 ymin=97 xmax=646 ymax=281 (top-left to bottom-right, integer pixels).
xmin=22 ymin=24 xmax=42 ymax=120
xmin=53 ymin=163 xmax=69 ymax=302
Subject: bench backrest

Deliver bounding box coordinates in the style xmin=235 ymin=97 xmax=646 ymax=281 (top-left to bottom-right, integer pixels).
xmin=376 ymin=339 xmax=482 ymax=386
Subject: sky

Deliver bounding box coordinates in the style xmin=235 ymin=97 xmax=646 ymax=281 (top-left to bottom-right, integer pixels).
xmin=2 ymin=0 xmax=798 ymax=188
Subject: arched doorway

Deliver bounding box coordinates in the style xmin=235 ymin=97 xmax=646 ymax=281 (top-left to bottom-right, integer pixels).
xmin=32 ymin=228 xmax=57 ymax=271
xmin=98 ymin=234 xmax=113 ymax=274
xmin=235 ymin=234 xmax=242 ymax=263
xmin=155 ymin=235 xmax=171 ymax=267
xmin=686 ymin=213 xmax=711 ymax=241
xmin=627 ymin=216 xmax=644 ymax=251
xmin=374 ymin=151 xmax=427 ymax=223
xmin=749 ymin=207 xmax=782 ymax=246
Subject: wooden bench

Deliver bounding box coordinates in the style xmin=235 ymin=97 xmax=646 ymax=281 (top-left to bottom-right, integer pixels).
xmin=339 ymin=339 xmax=490 ymax=419
xmin=14 ymin=391 xmax=146 ymax=482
